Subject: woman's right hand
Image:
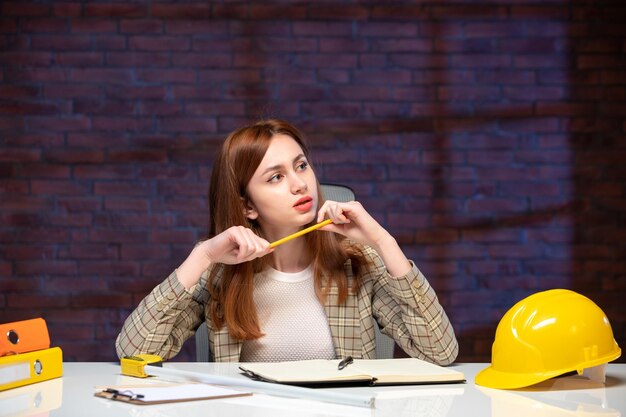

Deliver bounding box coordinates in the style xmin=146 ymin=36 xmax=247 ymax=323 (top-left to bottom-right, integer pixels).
xmin=177 ymin=226 xmax=272 ymax=289
xmin=203 ymin=225 xmax=273 ymax=265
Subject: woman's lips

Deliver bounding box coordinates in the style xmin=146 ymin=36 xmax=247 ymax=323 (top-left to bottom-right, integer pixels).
xmin=293 ymin=197 xmax=313 ymax=212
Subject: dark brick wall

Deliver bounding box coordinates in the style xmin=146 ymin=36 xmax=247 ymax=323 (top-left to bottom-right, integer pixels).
xmin=1 ymin=1 xmax=624 ymax=363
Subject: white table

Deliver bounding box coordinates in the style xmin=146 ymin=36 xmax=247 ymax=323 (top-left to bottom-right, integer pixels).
xmin=1 ymin=362 xmax=624 ymax=417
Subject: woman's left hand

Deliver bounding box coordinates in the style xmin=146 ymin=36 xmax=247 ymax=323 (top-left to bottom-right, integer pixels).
xmin=316 ymin=200 xmax=389 ymax=249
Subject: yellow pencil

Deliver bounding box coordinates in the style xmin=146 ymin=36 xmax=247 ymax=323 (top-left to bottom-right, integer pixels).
xmin=269 ymin=219 xmax=333 ymax=248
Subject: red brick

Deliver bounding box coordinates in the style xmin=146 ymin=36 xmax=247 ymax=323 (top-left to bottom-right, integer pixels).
xmin=21 ymin=164 xmax=70 ymax=178
xmin=44 ymin=84 xmax=102 ymax=99
xmin=192 ymin=38 xmax=240 ymax=52
xmin=452 ymin=54 xmax=512 ymax=68
xmin=297 ymin=54 xmax=358 ymax=68
xmin=488 ymin=244 xmax=542 ymax=259
xmin=58 ymin=197 xmax=101 ymax=212
xmin=104 ymin=198 xmax=150 ymax=212
xmin=44 ymin=149 xmax=104 ymax=164
xmin=172 ymin=52 xmax=232 ymax=69
xmin=329 ymin=86 xmax=388 ymax=101
xmin=234 ymin=21 xmax=292 ymax=37
xmin=148 ymin=230 xmax=196 ymax=244
xmin=277 ymin=85 xmax=326 ymax=101
xmin=15 ymin=260 xmax=78 ymax=276
xmin=20 ymin=18 xmax=68 ymax=33
xmin=120 ymin=19 xmax=163 ymax=34
xmin=106 ymin=52 xmax=170 ymax=67
xmin=142 ymin=166 xmax=195 ymax=181
xmin=0 ymin=275 xmax=41 ymax=291
xmin=0 ymin=148 xmax=41 ymax=162
xmin=141 ymin=261 xmax=179 ymax=279
xmin=465 ymin=22 xmax=524 ymax=37
xmin=71 ymin=19 xmax=116 ymax=33
xmin=84 ymin=3 xmax=147 ymax=18
xmin=3 ymin=67 xmax=67 ymax=82
xmin=31 ymin=34 xmax=91 ymax=50
xmin=73 ymin=99 xmax=134 ymax=115
xmin=136 ymin=69 xmax=196 ymax=83
xmin=438 ymin=86 xmax=501 ymax=101
xmin=0 ymin=85 xmax=39 ymax=99
xmin=0 ymin=52 xmax=53 ymax=66
xmin=467 ymin=198 xmax=528 ymax=213
xmin=476 ymin=69 xmax=535 ymax=84
xmin=28 ymin=116 xmax=91 ymax=132
xmin=387 ymin=213 xmax=430 ymax=229
xmin=249 ymin=5 xmax=306 ymax=20
xmin=166 ymin=20 xmax=228 ymax=35
xmin=52 ymin=3 xmax=81 ymax=17
xmin=93 ymin=35 xmax=126 ymax=50
xmin=56 ymin=52 xmax=104 ymax=66
xmin=47 ymin=323 xmax=95 ymax=341
xmin=71 ymin=68 xmax=133 ymax=83
xmin=78 ymin=258 xmax=141 ymax=279
xmin=390 ymin=54 xmax=448 ymax=69
xmin=129 ymin=36 xmax=190 ymax=51
xmin=120 ymin=244 xmax=171 ymax=260
xmin=515 ymin=150 xmax=570 ymax=164
xmin=432 ymin=5 xmax=507 ymax=20
xmin=308 ymin=5 xmax=369 ymax=20
xmin=196 ymin=69 xmax=261 ymax=84
xmin=66 ymin=133 xmax=126 ymax=149
xmin=0 ymin=19 xmax=18 ymax=34
xmin=94 ymin=181 xmax=152 ymax=196
xmin=2 ymin=2 xmax=50 ymax=16
xmin=106 ymin=86 xmax=167 ymax=100
xmin=160 ymin=117 xmax=217 ymax=132
xmin=359 ymin=22 xmax=418 ymax=38
xmin=371 ymin=5 xmax=428 ymax=20
xmin=500 ymin=118 xmax=560 ymax=133
xmin=515 ymin=54 xmax=567 ymax=69
xmin=151 ymin=4 xmax=211 ymax=19
xmin=0 ymin=101 xmax=68 ymax=115
xmin=92 ymin=117 xmax=152 ymax=132
xmin=0 ymin=196 xmax=51 ymax=211
xmin=100 ymin=213 xmax=174 ymax=230
xmin=72 ymin=293 xmax=133 ymax=308
xmin=31 ymin=180 xmax=90 ymax=196
xmin=8 ymin=294 xmax=69 ymax=309
xmin=293 ymin=22 xmax=352 ymax=37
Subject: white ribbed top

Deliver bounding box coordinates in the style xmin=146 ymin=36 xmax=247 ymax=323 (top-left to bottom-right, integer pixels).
xmin=239 ymin=266 xmax=336 ymax=362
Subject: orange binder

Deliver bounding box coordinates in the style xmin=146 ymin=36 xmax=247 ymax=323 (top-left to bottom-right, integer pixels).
xmin=0 ymin=318 xmax=50 ymax=356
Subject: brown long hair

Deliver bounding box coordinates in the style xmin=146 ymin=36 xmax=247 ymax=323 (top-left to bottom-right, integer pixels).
xmin=207 ymin=119 xmax=368 ymax=340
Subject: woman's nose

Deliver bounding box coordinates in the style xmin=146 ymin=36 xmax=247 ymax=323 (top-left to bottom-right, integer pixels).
xmin=291 ymin=176 xmax=308 ymax=194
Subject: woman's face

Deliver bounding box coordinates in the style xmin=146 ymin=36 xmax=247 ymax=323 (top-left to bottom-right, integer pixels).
xmin=245 ymin=133 xmax=318 ymax=238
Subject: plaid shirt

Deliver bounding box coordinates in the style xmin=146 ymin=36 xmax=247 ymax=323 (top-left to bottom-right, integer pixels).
xmin=116 ymin=244 xmax=458 ymax=365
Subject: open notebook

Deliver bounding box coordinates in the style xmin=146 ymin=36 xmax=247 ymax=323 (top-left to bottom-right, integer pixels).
xmin=239 ymin=358 xmax=465 ymax=386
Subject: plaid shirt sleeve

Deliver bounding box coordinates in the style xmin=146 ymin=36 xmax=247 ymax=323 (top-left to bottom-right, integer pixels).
xmin=364 ymin=245 xmax=459 ymax=366
xmin=115 ymin=269 xmax=209 ymax=360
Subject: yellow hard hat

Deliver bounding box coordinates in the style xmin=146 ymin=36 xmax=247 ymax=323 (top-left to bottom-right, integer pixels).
xmin=476 ymin=289 xmax=621 ymax=389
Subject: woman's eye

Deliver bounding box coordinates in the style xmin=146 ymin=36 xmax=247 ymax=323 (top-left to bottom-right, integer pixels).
xmin=296 ymin=161 xmax=308 ymax=171
xmin=268 ymin=173 xmax=282 ymax=183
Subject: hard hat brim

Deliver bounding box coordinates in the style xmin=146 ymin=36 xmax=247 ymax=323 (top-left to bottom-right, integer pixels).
xmin=475 ymin=347 xmax=622 ymax=390
xmin=475 ymin=365 xmax=564 ymax=390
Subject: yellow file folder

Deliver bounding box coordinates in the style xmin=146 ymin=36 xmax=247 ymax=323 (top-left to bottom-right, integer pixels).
xmin=0 ymin=347 xmax=63 ymax=391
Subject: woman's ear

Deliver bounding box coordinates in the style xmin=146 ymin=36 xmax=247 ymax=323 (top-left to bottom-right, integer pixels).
xmin=241 ymin=198 xmax=259 ymax=220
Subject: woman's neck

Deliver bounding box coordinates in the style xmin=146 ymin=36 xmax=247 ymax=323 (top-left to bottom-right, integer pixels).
xmin=270 ymin=239 xmax=311 ymax=273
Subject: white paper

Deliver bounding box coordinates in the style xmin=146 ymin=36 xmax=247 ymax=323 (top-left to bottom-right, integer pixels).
xmin=101 ymin=384 xmax=249 ymax=402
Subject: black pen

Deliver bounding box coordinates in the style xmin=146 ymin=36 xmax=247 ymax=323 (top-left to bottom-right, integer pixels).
xmin=337 ymin=356 xmax=353 ymax=370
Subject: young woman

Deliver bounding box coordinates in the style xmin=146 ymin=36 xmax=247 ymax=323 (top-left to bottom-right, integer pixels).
xmin=116 ymin=119 xmax=458 ymax=365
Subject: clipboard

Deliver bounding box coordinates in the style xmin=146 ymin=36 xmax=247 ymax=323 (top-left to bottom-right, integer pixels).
xmin=94 ymin=383 xmax=252 ymax=405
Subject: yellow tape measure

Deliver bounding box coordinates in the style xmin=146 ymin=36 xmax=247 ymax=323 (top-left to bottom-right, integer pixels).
xmin=120 ymin=354 xmax=163 ymax=378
